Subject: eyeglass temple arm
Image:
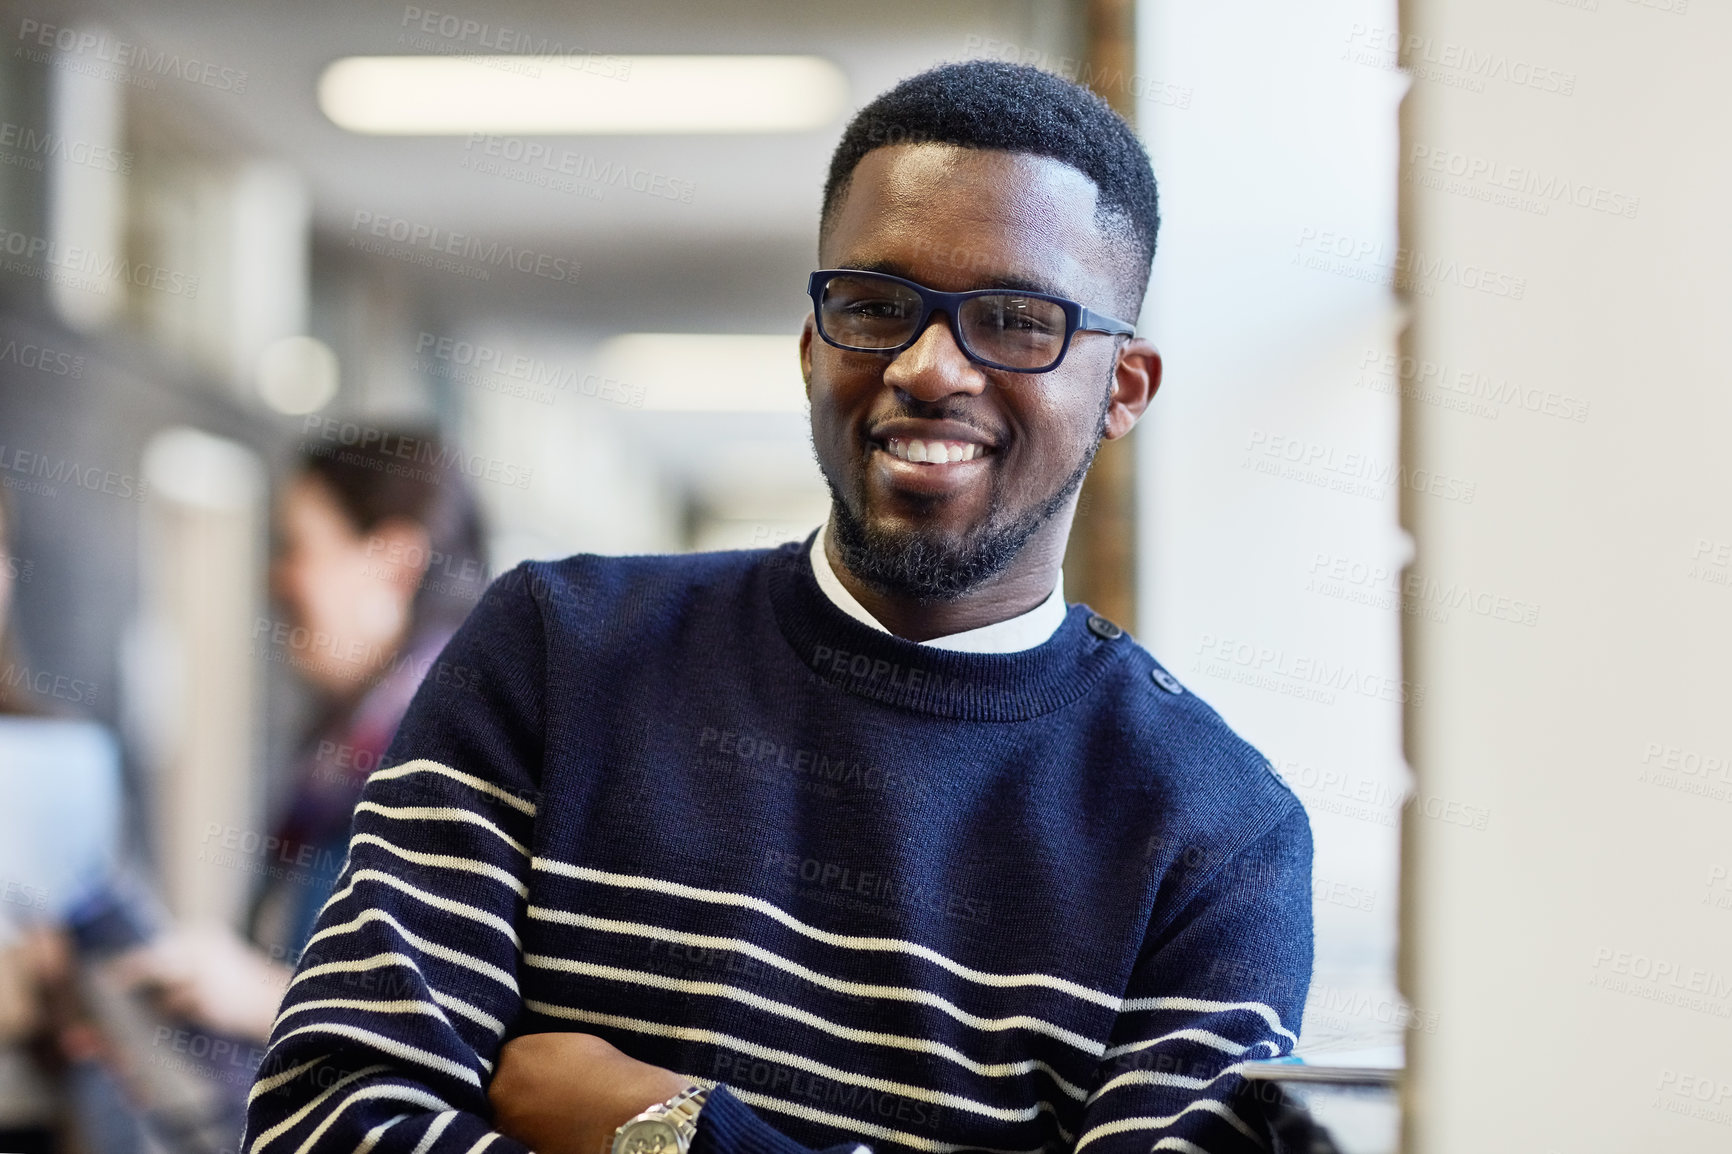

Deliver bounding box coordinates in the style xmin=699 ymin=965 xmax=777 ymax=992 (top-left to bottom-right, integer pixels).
xmin=1079 ymin=307 xmax=1136 ymax=336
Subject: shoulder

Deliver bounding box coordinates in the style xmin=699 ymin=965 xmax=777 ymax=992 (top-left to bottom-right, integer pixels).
xmin=1088 ymin=626 xmax=1305 ymax=839
xmin=483 ymin=542 xmax=796 ymax=628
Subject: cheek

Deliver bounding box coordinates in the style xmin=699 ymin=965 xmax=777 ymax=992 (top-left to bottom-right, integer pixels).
xmin=304 ymin=570 xmax=352 ymax=633
xmin=1002 ymin=390 xmax=1098 ymax=491
xmin=276 ymin=556 xmax=314 ymax=614
xmin=1005 ymin=385 xmax=1084 ymax=446
xmin=291 ymin=550 xmax=372 ymax=627
xmin=1042 ymin=370 xmax=1111 ymax=439
xmin=807 ymin=371 xmax=864 ymax=450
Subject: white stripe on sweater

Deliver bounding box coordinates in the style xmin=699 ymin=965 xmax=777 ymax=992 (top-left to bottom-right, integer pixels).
xmin=320 ymin=870 xmax=520 ymax=946
xmin=1072 ymin=1098 xmax=1264 ymax=1152
xmin=274 ymin=998 xmax=451 ymax=1038
xmin=349 ymin=833 xmax=529 ymax=898
xmin=520 ymin=997 xmax=1067 ymax=1122
xmin=524 ymin=960 xmax=1089 ymax=1097
xmin=248 ymin=1052 xmax=335 ymax=1105
xmin=1120 ymin=997 xmax=1297 ymax=1046
xmin=351 ymin=1113 xmax=408 ymax=1154
xmin=528 ymin=906 xmax=1106 ymax=1054
xmin=291 ymin=1083 xmax=453 ymax=1154
xmin=407 ymin=1112 xmax=456 ymax=1154
xmin=532 ymin=859 xmax=1119 ymax=1008
xmin=1152 ymin=1139 xmax=1215 ymax=1154
xmin=1090 ymin=1062 xmax=1253 ymax=1100
xmin=1102 ymin=1028 xmax=1269 ymax=1060
xmin=272 ymin=1022 xmax=481 ymax=1088
xmin=368 ymin=759 xmax=537 ymax=816
xmin=288 ymin=951 xmax=422 ymax=992
xmin=355 ymin=802 xmax=529 ymax=857
xmin=431 ymin=989 xmax=506 ymax=1036
xmin=248 ymin=1064 xmax=389 ymax=1153
xmin=303 ymin=908 xmax=518 ymax=993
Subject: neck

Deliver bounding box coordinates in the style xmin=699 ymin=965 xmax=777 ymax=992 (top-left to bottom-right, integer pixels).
xmin=823 ymin=505 xmax=1075 ymax=642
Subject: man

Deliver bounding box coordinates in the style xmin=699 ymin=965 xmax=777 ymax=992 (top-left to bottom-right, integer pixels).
xmin=243 ymin=61 xmax=1312 ymax=1154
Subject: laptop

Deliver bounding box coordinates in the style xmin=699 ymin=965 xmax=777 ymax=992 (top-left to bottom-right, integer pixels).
xmin=0 ymin=716 xmax=122 ymax=939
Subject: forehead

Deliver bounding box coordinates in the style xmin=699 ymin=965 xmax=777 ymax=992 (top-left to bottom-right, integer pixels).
xmin=822 ymin=144 xmax=1113 ymax=298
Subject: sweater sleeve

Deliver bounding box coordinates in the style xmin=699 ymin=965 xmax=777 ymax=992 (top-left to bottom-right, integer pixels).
xmin=1071 ymin=801 xmax=1315 ymax=1154
xmin=692 ymin=803 xmax=1313 ymax=1154
xmin=241 ymin=567 xmax=546 ymax=1154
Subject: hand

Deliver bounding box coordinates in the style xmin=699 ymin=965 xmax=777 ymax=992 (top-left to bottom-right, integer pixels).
xmin=0 ymin=928 xmax=59 ymax=1040
xmin=489 ymin=1032 xmax=693 ymax=1154
xmin=112 ymin=921 xmax=292 ymax=1043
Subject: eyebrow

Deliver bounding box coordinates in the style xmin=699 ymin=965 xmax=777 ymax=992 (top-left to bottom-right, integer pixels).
xmin=839 ymin=259 xmax=1072 ymax=300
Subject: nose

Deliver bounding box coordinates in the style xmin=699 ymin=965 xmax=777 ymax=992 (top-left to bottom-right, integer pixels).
xmin=881 ymin=312 xmax=988 ymax=404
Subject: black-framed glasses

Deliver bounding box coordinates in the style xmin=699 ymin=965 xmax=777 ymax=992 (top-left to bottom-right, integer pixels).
xmin=806 ymin=269 xmax=1135 ymax=374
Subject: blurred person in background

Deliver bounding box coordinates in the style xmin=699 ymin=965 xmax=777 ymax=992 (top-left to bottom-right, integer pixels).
xmin=122 ymin=428 xmax=490 ymax=1045
xmin=0 ymin=488 xmax=128 ymax=1154
xmin=0 ymin=487 xmax=62 ymax=1154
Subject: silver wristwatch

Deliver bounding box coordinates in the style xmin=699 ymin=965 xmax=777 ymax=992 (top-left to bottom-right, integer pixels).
xmin=605 ymin=1085 xmax=708 ymax=1154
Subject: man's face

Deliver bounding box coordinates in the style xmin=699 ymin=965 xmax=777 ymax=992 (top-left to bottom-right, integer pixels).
xmin=802 ymin=144 xmax=1137 ymax=601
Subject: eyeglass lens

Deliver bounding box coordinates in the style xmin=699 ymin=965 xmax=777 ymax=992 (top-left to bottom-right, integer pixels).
xmin=818 ymin=273 xmax=1068 ymax=370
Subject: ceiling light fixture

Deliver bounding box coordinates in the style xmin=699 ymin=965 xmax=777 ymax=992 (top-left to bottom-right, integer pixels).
xmin=319 ymin=55 xmax=848 ymax=135
xmin=596 ymin=333 xmax=807 ymax=412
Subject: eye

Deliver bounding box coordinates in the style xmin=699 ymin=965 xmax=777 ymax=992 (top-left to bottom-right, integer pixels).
xmin=842 ymin=297 xmax=908 ymax=318
xmin=990 ymin=299 xmax=1061 ymax=334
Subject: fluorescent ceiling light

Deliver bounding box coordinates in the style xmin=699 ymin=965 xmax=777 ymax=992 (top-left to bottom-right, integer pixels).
xmin=597 ymin=333 xmax=806 ymax=412
xmin=319 ymin=55 xmax=847 ymax=135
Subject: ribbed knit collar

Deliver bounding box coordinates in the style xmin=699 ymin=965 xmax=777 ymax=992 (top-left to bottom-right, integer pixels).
xmin=764 ymin=533 xmax=1133 ymax=722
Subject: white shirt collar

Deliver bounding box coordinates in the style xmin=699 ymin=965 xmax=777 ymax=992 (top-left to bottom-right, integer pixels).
xmin=809 ymin=522 xmax=1068 ymax=654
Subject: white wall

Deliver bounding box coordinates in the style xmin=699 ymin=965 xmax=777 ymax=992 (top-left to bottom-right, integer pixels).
xmin=1400 ymin=1 xmax=1732 ymax=1150
xmin=1136 ymin=0 xmax=1409 ymax=1056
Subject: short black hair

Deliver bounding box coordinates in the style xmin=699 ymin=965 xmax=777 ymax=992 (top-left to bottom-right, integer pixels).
xmin=298 ymin=426 xmax=488 ymax=631
xmin=821 ymin=61 xmax=1160 ymax=312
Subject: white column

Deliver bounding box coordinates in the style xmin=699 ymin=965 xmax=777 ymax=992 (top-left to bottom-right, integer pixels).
xmin=132 ymin=428 xmax=265 ymax=926
xmin=1400 ymin=2 xmax=1732 ymax=1150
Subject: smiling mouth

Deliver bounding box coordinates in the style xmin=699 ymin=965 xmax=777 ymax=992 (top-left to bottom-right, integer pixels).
xmin=878 ymin=436 xmax=990 ymax=464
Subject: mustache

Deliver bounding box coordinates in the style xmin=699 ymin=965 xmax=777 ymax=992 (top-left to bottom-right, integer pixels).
xmin=864 ymin=400 xmax=1004 ymax=442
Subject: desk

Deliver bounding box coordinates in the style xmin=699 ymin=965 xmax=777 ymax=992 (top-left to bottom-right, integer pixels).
xmin=1243 ymin=1052 xmax=1403 ymax=1154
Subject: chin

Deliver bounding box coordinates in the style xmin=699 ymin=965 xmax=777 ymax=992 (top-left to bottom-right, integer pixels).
xmin=833 ymin=499 xmax=1029 ymax=603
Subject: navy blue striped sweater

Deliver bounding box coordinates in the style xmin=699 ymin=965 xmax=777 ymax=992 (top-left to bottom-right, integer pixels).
xmin=242 ymin=538 xmax=1313 ymax=1154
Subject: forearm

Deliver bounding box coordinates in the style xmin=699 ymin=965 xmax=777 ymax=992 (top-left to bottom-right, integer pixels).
xmin=1073 ymin=803 xmax=1314 ymax=1154
xmin=248 ymin=567 xmax=550 ymax=1152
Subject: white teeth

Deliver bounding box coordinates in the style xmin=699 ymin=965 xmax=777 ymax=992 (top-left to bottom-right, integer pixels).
xmin=885 ymin=437 xmax=985 ymax=464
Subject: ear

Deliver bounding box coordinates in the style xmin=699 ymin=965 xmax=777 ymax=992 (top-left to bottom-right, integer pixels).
xmin=368 ymin=517 xmax=433 ymax=598
xmin=1102 ymin=337 xmax=1161 ymax=441
xmin=799 ymin=313 xmax=816 ymax=397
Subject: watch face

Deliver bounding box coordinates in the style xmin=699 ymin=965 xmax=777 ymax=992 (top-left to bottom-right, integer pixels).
xmin=620 ymin=1119 xmax=681 ymax=1154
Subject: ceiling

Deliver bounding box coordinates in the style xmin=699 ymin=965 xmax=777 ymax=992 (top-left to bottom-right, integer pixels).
xmin=95 ymin=0 xmax=1083 ymax=333
xmin=53 ymin=0 xmax=1087 ymax=555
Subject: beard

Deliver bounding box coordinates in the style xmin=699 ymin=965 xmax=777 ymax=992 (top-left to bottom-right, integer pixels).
xmin=818 ymin=383 xmax=1112 ymax=604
